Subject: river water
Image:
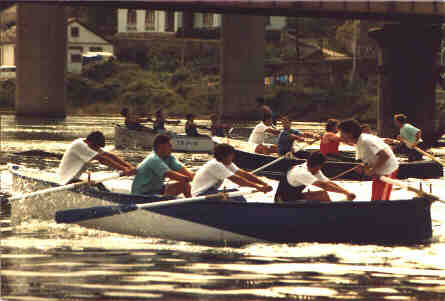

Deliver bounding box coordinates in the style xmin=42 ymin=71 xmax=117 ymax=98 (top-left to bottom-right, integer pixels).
xmin=1 ymin=114 xmax=445 ymax=301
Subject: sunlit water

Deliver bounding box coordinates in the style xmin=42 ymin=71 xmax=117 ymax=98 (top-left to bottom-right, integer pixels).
xmin=1 ymin=114 xmax=445 ymax=301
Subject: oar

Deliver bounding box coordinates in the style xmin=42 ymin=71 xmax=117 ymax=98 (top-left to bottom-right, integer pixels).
xmin=55 ymin=189 xmax=259 ymax=224
xmin=251 ymin=152 xmax=293 ymax=174
xmin=293 ymin=136 xmax=321 ymax=153
xmin=379 ymin=176 xmax=441 ymax=203
xmin=7 ymin=170 xmax=125 ymax=202
xmin=329 ymin=164 xmax=361 ymax=180
xmin=399 ymin=138 xmax=445 ymax=167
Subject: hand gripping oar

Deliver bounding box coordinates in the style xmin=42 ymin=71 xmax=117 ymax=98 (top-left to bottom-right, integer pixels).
xmin=379 ymin=176 xmax=441 ymax=203
xmin=55 ymin=189 xmax=259 ymax=224
xmin=7 ymin=168 xmax=125 ymax=202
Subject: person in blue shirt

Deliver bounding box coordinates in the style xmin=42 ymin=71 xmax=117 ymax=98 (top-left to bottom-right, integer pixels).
xmin=277 ymin=116 xmax=317 ymax=157
xmin=393 ymin=113 xmax=424 ymax=161
xmin=131 ymin=134 xmax=194 ymax=197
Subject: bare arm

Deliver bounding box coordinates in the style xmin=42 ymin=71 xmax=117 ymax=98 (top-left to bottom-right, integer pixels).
xmin=177 ymin=167 xmax=194 ymax=181
xmin=266 ymin=128 xmax=281 ymax=136
xmin=227 ymin=174 xmax=272 ymax=193
xmin=95 ymin=152 xmax=135 ymax=174
xmin=313 ymin=180 xmax=356 ymax=200
xmin=165 ymin=170 xmax=192 ymax=183
xmin=236 ymin=169 xmax=269 ymax=186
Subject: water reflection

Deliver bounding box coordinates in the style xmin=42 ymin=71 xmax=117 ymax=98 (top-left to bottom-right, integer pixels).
xmin=1 ymin=114 xmax=445 ymax=301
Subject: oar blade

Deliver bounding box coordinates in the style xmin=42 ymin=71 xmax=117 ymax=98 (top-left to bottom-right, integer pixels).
xmin=55 ymin=204 xmax=137 ymax=224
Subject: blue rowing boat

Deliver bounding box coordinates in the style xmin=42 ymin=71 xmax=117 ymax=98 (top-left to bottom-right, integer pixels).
xmin=9 ymin=165 xmax=433 ymax=246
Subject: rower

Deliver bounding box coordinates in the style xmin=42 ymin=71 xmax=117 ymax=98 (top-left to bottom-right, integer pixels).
xmin=393 ymin=113 xmax=424 ymax=161
xmin=210 ymin=114 xmax=231 ymax=137
xmin=274 ymin=151 xmax=356 ymax=203
xmin=191 ymin=143 xmax=273 ymax=200
xmin=131 ymin=134 xmax=195 ymax=197
xmin=256 ymin=97 xmax=276 ymax=125
xmin=57 ymin=131 xmax=136 ymax=185
xmin=277 ymin=116 xmax=316 ymax=157
xmin=185 ymin=113 xmax=205 ymax=137
xmin=338 ymin=119 xmax=399 ymax=201
xmin=320 ymin=119 xmax=356 ymax=162
xmin=120 ymin=107 xmax=152 ymax=131
xmin=153 ymin=109 xmax=166 ymax=133
xmin=248 ymin=112 xmax=281 ymax=155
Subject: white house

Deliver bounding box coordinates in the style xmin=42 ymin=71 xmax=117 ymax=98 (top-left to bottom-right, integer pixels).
xmin=67 ymin=18 xmax=114 ymax=74
xmin=0 ymin=14 xmax=114 ymax=74
xmin=117 ymin=9 xmax=286 ymax=34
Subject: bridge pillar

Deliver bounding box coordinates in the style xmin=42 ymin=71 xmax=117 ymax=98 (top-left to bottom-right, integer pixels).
xmin=16 ymin=4 xmax=67 ymax=118
xmin=220 ymin=15 xmax=265 ymax=121
xmin=369 ymin=23 xmax=442 ymax=142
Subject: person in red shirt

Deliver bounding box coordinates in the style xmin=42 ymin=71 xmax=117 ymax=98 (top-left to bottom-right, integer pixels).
xmin=320 ymin=119 xmax=356 ymax=162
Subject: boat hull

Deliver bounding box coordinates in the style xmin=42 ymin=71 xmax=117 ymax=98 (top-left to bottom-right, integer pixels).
xmin=231 ymin=147 xmax=443 ymax=180
xmin=114 ymin=125 xmax=214 ymax=153
xmin=10 ymin=165 xmax=433 ymax=246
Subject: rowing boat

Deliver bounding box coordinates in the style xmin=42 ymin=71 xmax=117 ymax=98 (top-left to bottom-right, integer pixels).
xmin=9 ymin=164 xmax=432 ymax=245
xmin=213 ymin=137 xmax=443 ymax=180
xmin=114 ymin=125 xmax=215 ymax=152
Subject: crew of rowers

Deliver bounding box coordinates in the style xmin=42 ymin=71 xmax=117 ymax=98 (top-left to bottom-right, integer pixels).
xmin=59 ymin=106 xmax=423 ymax=204
xmin=120 ymin=107 xmax=230 ymax=137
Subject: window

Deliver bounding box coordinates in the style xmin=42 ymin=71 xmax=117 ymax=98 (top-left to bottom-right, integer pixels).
xmin=89 ymin=47 xmax=103 ymax=52
xmin=265 ymin=16 xmax=271 ymax=26
xmin=145 ymin=10 xmax=155 ymax=30
xmin=71 ymin=54 xmax=82 ymax=63
xmin=203 ymin=13 xmax=214 ymax=27
xmin=127 ymin=9 xmax=137 ymax=31
xmin=71 ymin=27 xmax=79 ymax=37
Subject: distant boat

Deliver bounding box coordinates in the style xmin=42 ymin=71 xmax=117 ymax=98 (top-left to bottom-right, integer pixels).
xmin=9 ymin=164 xmax=433 ymax=246
xmin=114 ymin=125 xmax=214 ymax=153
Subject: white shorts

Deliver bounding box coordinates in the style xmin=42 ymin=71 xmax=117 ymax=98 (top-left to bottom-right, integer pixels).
xmin=249 ymin=143 xmax=259 ymax=153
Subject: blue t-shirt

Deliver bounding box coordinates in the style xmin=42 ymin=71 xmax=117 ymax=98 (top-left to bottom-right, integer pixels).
xmin=278 ymin=129 xmax=301 ymax=155
xmin=131 ymin=152 xmax=183 ymax=195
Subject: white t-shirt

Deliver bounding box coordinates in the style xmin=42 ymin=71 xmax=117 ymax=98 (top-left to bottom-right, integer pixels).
xmin=57 ymin=138 xmax=101 ymax=185
xmin=191 ymin=159 xmax=239 ymax=196
xmin=356 ymin=133 xmax=398 ymax=176
xmin=248 ymin=122 xmax=268 ymax=145
xmin=287 ymin=163 xmax=329 ymax=187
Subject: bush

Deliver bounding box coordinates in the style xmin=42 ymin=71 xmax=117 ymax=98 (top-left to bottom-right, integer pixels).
xmin=176 ymin=27 xmax=220 ymax=39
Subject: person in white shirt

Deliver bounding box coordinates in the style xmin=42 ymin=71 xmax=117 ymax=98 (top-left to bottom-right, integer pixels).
xmin=338 ymin=119 xmax=399 ymax=201
xmin=57 ymin=131 xmax=135 ymax=185
xmin=191 ymin=143 xmax=273 ymax=200
xmin=248 ymin=113 xmax=280 ymax=155
xmin=274 ymin=151 xmax=356 ymax=203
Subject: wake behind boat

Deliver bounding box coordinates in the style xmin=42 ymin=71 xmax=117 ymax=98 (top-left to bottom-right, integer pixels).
xmin=9 ymin=164 xmax=433 ymax=245
xmin=114 ymin=124 xmax=214 ymax=153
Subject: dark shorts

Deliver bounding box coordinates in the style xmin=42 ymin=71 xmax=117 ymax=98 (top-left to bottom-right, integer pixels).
xmin=274 ymin=175 xmax=305 ymax=203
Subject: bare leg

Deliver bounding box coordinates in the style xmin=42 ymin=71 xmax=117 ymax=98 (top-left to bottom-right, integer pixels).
xmin=255 ymin=144 xmax=278 ymax=155
xmin=164 ymin=181 xmax=192 ymax=198
xmin=301 ymin=191 xmax=331 ymax=202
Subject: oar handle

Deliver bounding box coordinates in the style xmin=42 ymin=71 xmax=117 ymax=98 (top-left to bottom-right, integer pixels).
xmin=251 ymin=154 xmax=289 ymax=174
xmin=8 ymin=170 xmax=124 ymax=202
xmin=379 ymin=176 xmax=439 ymax=202
xmin=330 ymin=165 xmax=361 ymax=180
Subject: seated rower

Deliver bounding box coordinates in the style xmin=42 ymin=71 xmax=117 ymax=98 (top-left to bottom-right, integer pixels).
xmin=248 ymin=113 xmax=281 ymax=155
xmin=185 ymin=113 xmax=205 ymax=137
xmin=120 ymin=107 xmax=152 ymax=131
xmin=131 ymin=134 xmax=195 ymax=197
xmin=57 ymin=131 xmax=135 ymax=185
xmin=210 ymin=114 xmax=231 ymax=137
xmin=320 ymin=119 xmax=356 ymax=162
xmin=277 ymin=116 xmax=316 ymax=158
xmin=393 ymin=113 xmax=424 ymax=161
xmin=153 ymin=109 xmax=166 ymax=133
xmin=339 ymin=119 xmax=399 ymax=201
xmin=191 ymin=143 xmax=273 ymax=200
xmin=274 ymin=151 xmax=356 ymax=203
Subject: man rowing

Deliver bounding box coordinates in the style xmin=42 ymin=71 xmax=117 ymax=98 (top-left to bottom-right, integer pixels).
xmin=248 ymin=112 xmax=281 ymax=155
xmin=120 ymin=107 xmax=152 ymax=131
xmin=57 ymin=131 xmax=136 ymax=185
xmin=191 ymin=143 xmax=273 ymax=201
xmin=131 ymin=134 xmax=194 ymax=197
xmin=338 ymin=119 xmax=399 ymax=201
xmin=210 ymin=114 xmax=231 ymax=137
xmin=274 ymin=151 xmax=356 ymax=203
xmin=393 ymin=113 xmax=424 ymax=161
xmin=320 ymin=119 xmax=356 ymax=162
xmin=277 ymin=116 xmax=317 ymax=157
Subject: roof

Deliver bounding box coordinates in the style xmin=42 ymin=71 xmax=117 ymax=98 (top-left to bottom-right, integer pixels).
xmin=67 ymin=18 xmax=114 ymax=45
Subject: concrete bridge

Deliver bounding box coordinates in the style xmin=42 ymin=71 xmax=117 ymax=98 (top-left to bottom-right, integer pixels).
xmin=1 ymin=1 xmax=445 ymax=139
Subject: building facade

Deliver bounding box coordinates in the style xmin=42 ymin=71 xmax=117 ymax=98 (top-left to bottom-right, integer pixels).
xmin=117 ymin=9 xmax=286 ymax=34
